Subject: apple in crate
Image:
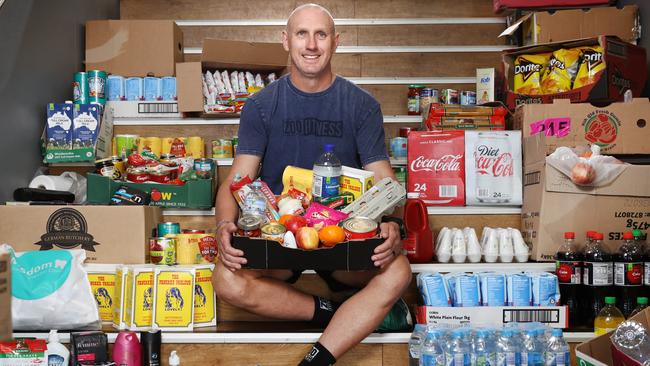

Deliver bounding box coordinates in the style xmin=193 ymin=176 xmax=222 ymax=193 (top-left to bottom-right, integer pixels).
xmin=296 ymin=227 xmax=319 ymax=250
xmin=285 ymin=215 xmax=308 ymax=234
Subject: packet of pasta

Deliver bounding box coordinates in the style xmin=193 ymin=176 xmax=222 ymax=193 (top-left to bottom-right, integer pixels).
xmin=541 ymin=48 xmax=581 ymax=93
xmin=573 ymin=46 xmax=605 ymax=89
xmin=513 ymin=53 xmax=548 ymax=95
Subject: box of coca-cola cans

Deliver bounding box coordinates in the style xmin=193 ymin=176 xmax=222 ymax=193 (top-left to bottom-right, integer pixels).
xmin=407 ymin=131 xmax=522 ymax=206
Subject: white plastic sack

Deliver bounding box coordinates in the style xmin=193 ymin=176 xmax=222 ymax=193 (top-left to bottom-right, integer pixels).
xmin=2 ymin=244 xmax=100 ymax=330
xmin=546 ymin=145 xmax=628 ymax=187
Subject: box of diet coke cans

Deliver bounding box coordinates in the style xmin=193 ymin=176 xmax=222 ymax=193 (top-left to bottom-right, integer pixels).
xmin=464 ymin=131 xmax=522 ymax=205
xmin=407 ymin=131 xmax=465 ymax=206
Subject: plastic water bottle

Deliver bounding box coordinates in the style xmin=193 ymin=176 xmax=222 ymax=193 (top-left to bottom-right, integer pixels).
xmin=612 ymin=320 xmax=650 ymax=364
xmin=543 ymin=329 xmax=569 ymax=366
xmin=521 ymin=329 xmax=544 ymax=366
xmin=496 ymin=328 xmax=520 ymax=366
xmin=312 ymin=144 xmax=342 ymax=201
xmin=242 ymin=181 xmax=266 ymax=220
xmin=409 ymin=324 xmax=426 ymax=366
xmin=420 ymin=328 xmax=446 ymax=366
xmin=444 ymin=329 xmax=470 ymax=366
xmin=472 ymin=329 xmax=497 ymax=366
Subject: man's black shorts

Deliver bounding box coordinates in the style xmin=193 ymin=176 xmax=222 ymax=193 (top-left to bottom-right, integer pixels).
xmin=286 ymin=269 xmax=357 ymax=293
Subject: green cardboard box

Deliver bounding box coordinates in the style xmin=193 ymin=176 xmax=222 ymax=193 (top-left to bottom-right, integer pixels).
xmin=87 ymin=173 xmax=215 ymax=209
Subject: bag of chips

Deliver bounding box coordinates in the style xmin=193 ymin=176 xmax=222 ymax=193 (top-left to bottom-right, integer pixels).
xmin=541 ymin=48 xmax=581 ymax=93
xmin=573 ymin=46 xmax=606 ymax=89
xmin=513 ymin=53 xmax=549 ymax=95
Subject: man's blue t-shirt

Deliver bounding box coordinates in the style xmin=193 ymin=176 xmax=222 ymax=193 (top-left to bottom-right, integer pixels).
xmin=236 ymin=75 xmax=389 ymax=194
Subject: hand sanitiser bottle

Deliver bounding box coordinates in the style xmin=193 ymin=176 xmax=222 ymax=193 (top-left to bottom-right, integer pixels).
xmin=47 ymin=330 xmax=70 ymax=366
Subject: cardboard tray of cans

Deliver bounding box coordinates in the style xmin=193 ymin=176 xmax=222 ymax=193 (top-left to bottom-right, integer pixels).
xmin=232 ymin=236 xmax=383 ymax=271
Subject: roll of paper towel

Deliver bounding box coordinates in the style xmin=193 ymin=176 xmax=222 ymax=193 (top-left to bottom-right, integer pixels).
xmin=29 ymin=175 xmax=74 ymax=192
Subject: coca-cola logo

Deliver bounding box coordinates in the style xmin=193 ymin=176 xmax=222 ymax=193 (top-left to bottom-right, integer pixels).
xmin=475 ymin=145 xmax=513 ymax=177
xmin=410 ymin=154 xmax=462 ymax=172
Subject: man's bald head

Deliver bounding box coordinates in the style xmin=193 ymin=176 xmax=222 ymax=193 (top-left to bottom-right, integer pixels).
xmin=286 ymin=3 xmax=335 ymax=34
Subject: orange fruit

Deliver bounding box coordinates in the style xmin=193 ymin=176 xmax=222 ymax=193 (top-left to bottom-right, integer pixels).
xmin=278 ymin=214 xmax=294 ymax=226
xmin=319 ymin=225 xmax=346 ymax=247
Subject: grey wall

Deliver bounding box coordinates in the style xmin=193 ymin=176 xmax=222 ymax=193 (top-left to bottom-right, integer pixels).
xmin=0 ymin=0 xmax=118 ymax=203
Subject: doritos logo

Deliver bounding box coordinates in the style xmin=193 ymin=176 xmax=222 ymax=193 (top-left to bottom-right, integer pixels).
xmin=514 ymin=60 xmax=543 ymax=82
xmin=582 ymin=50 xmax=603 ymax=69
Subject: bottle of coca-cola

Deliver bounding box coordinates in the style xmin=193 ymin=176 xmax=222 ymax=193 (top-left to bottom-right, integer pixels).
xmin=614 ymin=232 xmax=645 ymax=317
xmin=637 ymin=230 xmax=650 ymax=300
xmin=556 ymin=231 xmax=583 ymax=328
xmin=474 ymin=132 xmax=514 ymax=203
xmin=583 ymin=232 xmax=615 ymax=328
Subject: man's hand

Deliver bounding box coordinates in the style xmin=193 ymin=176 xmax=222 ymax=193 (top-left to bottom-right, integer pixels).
xmin=371 ymin=221 xmax=403 ymax=267
xmin=217 ymin=221 xmax=247 ymax=271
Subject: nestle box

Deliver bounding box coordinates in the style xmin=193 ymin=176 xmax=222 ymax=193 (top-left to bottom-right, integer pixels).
xmin=0 ymin=205 xmax=161 ymax=263
xmin=500 ymin=6 xmax=640 ymax=46
xmin=515 ymin=98 xmax=650 ymax=162
xmin=176 ymin=39 xmax=288 ymax=113
xmin=576 ymin=306 xmax=650 ymax=365
xmin=86 ymin=20 xmax=183 ymax=77
xmin=416 ymin=305 xmax=568 ymax=329
xmin=522 ymin=135 xmax=650 ymax=261
xmin=232 ymin=236 xmax=382 ymax=271
xmin=503 ymin=36 xmax=646 ymax=109
xmin=0 ymin=252 xmax=10 ymax=341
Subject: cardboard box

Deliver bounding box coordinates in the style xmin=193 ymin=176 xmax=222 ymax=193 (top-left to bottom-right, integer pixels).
xmin=576 ymin=307 xmax=650 ymax=365
xmin=500 ymin=6 xmax=640 ymax=46
xmin=515 ymin=98 xmax=650 ymax=160
xmin=232 ymin=236 xmax=382 ymax=271
xmin=494 ymin=0 xmax=615 ymax=14
xmin=0 ymin=205 xmax=161 ymax=263
xmin=522 ymin=134 xmax=650 ymax=261
xmin=106 ymin=101 xmax=183 ymax=118
xmin=176 ymin=39 xmax=288 ymax=113
xmin=503 ymin=36 xmax=646 ymax=110
xmin=416 ymin=305 xmax=568 ymax=328
xmin=85 ymin=20 xmax=183 ymax=77
xmin=0 ymin=252 xmax=10 ymax=341
xmin=87 ymin=173 xmax=216 ymax=209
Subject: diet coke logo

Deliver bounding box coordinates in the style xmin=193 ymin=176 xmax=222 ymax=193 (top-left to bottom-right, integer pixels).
xmin=410 ymin=154 xmax=462 ymax=172
xmin=475 ymin=145 xmax=513 ymax=177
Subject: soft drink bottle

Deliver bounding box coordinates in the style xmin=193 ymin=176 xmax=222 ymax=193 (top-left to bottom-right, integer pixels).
xmin=555 ymin=231 xmax=583 ymax=328
xmin=594 ymin=296 xmax=625 ymax=335
xmin=629 ymin=297 xmax=648 ymax=318
xmin=521 ymin=329 xmax=544 ymax=366
xmin=408 ymin=324 xmax=426 ymax=366
xmin=636 ymin=230 xmax=650 ymax=299
xmin=583 ymin=232 xmax=615 ymax=327
xmin=420 ymin=328 xmax=446 ymax=366
xmin=543 ymin=329 xmax=570 ymax=366
xmin=472 ymin=329 xmax=497 ymax=366
xmin=444 ymin=329 xmax=471 ymax=366
xmin=496 ymin=328 xmax=520 ymax=366
xmin=614 ymin=232 xmax=645 ymax=318
xmin=312 ymin=144 xmax=341 ymax=201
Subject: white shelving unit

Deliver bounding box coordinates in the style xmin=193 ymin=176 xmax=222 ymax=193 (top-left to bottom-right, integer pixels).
xmin=427 ymin=206 xmax=521 ymax=215
xmin=175 ymin=17 xmax=506 ymax=27
xmin=411 ymin=262 xmax=554 ymax=273
xmin=184 ymin=45 xmax=508 ymax=55
xmin=112 ymin=114 xmax=422 ymax=126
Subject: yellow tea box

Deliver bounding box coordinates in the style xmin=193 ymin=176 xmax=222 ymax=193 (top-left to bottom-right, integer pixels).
xmin=112 ymin=265 xmax=129 ymax=330
xmin=85 ymin=264 xmax=117 ymax=324
xmin=341 ymin=166 xmax=374 ymax=199
xmin=192 ymin=264 xmax=216 ymax=328
xmin=152 ymin=267 xmax=195 ymax=331
xmin=124 ymin=265 xmax=155 ymax=330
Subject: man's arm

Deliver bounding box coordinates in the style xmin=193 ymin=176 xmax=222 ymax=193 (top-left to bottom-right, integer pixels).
xmin=215 ymin=154 xmax=262 ymax=271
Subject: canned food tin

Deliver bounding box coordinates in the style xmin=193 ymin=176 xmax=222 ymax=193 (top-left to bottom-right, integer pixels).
xmin=137 ymin=137 xmax=162 ymax=159
xmin=211 ymin=139 xmax=233 ymax=159
xmin=183 ymin=229 xmax=206 ymax=234
xmin=441 ymin=89 xmax=459 ymax=104
xmin=114 ymin=134 xmax=139 ymax=159
xmin=237 ymin=215 xmax=262 ymax=237
xmin=159 ymin=153 xmax=176 ymax=163
xmin=143 ymin=76 xmax=162 ymax=101
xmin=340 ymin=217 xmax=378 ymax=240
xmin=430 ymin=88 xmax=440 ymax=104
xmin=95 ymin=158 xmax=115 ymax=178
xmin=73 ymin=72 xmax=88 ymax=104
xmin=149 ymin=170 xmax=171 ymax=184
xmin=175 ymin=233 xmax=202 ymax=264
xmin=158 ymin=222 xmax=181 ymax=237
xmin=194 ymin=158 xmax=214 ymax=179
xmin=126 ymin=166 xmax=148 ymax=183
xmin=187 ymin=136 xmax=204 ymax=159
xmin=88 ymin=70 xmax=107 ymax=105
xmin=107 ymin=75 xmax=125 ymax=101
xmin=150 ymin=237 xmax=176 ymax=265
xmin=407 ymin=85 xmax=425 ymax=115
xmin=261 ymin=223 xmax=286 ymax=244
xmin=232 ymin=136 xmax=238 ymax=156
xmin=111 ymin=156 xmax=126 ymax=180
xmin=460 ymin=90 xmax=477 ymax=105
xmin=420 ymin=88 xmax=434 ymax=115
xmin=399 ymin=127 xmax=414 ymax=138
xmin=125 ymin=77 xmax=144 ymax=101
xmin=196 ymin=233 xmax=218 ymax=263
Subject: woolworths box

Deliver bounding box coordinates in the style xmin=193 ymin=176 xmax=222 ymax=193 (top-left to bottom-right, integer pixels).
xmin=0 ymin=205 xmax=161 ymax=263
xmin=522 ymin=134 xmax=650 ymax=261
xmin=416 ymin=305 xmax=568 ymax=329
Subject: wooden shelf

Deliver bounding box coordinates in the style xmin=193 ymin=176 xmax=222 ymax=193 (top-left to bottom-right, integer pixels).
xmin=113 ymin=114 xmax=421 ymax=126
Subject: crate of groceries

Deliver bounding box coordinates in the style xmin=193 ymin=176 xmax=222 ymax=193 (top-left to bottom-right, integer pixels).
xmin=503 ymin=35 xmax=646 ymax=109
xmin=231 ymin=165 xmax=406 ymax=271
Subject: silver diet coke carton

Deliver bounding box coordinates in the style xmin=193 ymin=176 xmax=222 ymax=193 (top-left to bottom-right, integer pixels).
xmin=464 ymin=131 xmax=522 ymax=205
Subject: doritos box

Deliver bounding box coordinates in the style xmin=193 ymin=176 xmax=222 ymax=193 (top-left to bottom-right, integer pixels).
xmin=503 ymin=36 xmax=646 ymax=110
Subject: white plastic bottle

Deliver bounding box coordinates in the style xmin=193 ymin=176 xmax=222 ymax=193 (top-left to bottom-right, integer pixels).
xmin=420 ymin=328 xmax=446 ymax=366
xmin=544 ymin=329 xmax=569 ymax=366
xmin=312 ymin=144 xmax=341 ymax=201
xmin=46 ymin=330 xmax=70 ymax=366
xmin=408 ymin=324 xmax=426 ymax=366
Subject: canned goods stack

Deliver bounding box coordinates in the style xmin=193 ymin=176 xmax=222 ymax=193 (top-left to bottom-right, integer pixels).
xmin=149 ymin=222 xmax=218 ymax=265
xmin=211 ymin=136 xmax=239 ymax=159
xmin=106 ymin=74 xmax=177 ymax=102
xmin=74 ymin=70 xmax=107 ymax=105
xmin=112 ymin=135 xmax=205 ymax=160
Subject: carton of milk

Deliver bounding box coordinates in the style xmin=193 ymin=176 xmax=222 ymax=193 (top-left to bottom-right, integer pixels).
xmin=73 ymin=104 xmax=101 ymax=148
xmin=46 ymin=103 xmax=74 ymax=149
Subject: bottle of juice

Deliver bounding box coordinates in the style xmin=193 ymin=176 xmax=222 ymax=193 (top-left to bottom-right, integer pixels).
xmin=594 ymin=296 xmax=625 ymax=335
xmin=583 ymin=232 xmax=614 ymax=327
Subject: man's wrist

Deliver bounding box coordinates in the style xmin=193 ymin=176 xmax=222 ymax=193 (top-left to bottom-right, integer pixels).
xmin=216 ymin=219 xmax=235 ymax=231
xmin=381 ymin=216 xmax=406 ymax=240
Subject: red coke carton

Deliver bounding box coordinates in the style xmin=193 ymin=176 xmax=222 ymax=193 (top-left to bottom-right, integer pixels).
xmin=407 ymin=131 xmax=465 ymax=206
